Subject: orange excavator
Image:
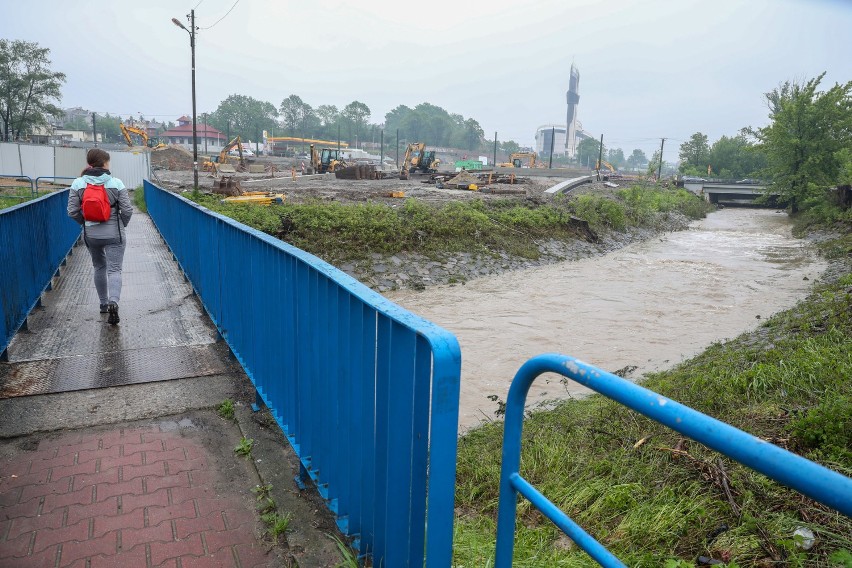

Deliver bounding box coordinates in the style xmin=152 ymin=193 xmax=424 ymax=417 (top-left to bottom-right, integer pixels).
xmin=119 ymin=124 xmax=165 ymax=149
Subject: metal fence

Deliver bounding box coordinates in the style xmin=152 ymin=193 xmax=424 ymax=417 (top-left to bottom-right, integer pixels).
xmin=0 ymin=142 xmax=150 ymax=189
xmin=144 ymin=181 xmax=462 ymax=567
xmin=0 ymin=190 xmax=81 ymax=359
xmin=495 ymin=354 xmax=852 ymax=567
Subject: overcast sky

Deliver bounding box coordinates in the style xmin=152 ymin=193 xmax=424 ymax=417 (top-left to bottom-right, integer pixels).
xmin=3 ymin=0 xmax=850 ymax=160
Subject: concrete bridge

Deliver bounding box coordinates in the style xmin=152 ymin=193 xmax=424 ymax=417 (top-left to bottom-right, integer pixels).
xmin=682 ymin=179 xmax=777 ymax=206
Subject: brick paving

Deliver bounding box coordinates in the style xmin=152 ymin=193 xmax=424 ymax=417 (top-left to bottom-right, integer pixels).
xmin=0 ymin=426 xmax=272 ymax=568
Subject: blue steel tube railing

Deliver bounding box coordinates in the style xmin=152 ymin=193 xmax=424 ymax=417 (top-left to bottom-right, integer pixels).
xmin=0 ymin=190 xmax=81 ymax=358
xmin=143 ymin=181 xmax=462 ymax=567
xmin=495 ymin=354 xmax=852 ymax=568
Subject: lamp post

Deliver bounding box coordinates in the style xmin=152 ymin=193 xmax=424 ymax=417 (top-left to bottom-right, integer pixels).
xmin=172 ymin=11 xmax=199 ymax=190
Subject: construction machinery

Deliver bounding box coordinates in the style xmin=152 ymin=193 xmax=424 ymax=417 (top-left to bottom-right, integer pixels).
xmin=307 ymin=144 xmax=346 ymax=174
xmin=399 ymin=143 xmax=440 ymax=180
xmin=203 ymin=136 xmax=246 ymax=175
xmin=595 ymin=160 xmax=616 ymax=173
xmin=120 ymin=124 xmax=166 ymax=149
xmin=499 ymin=152 xmax=538 ymax=168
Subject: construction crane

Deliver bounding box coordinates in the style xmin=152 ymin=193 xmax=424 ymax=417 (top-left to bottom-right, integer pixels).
xmin=399 ymin=143 xmax=440 ymax=180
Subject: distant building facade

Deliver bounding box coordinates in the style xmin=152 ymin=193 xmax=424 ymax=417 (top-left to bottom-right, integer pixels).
xmin=566 ymin=64 xmax=581 ymax=157
xmin=160 ymin=116 xmax=226 ymax=151
xmin=535 ymin=125 xmax=567 ymax=158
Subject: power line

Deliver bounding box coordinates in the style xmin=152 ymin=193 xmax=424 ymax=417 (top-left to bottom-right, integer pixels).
xmin=199 ymin=0 xmax=240 ymax=30
xmin=192 ymin=0 xmax=205 ymax=9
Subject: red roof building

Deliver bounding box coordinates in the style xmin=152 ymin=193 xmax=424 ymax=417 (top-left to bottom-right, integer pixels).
xmin=161 ymin=116 xmax=227 ymax=149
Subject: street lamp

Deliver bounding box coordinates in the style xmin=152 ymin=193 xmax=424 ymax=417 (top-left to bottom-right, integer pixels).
xmin=172 ymin=11 xmax=199 ymax=190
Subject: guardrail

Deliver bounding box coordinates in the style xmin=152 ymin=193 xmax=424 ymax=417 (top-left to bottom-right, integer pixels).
xmin=143 ymin=181 xmax=462 ymax=567
xmin=0 ymin=174 xmax=35 ymax=198
xmin=0 ymin=190 xmax=81 ymax=359
xmin=495 ymin=354 xmax=852 ymax=567
xmin=35 ymin=176 xmax=78 ymax=193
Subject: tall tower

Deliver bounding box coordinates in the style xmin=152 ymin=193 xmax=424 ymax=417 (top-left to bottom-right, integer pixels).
xmin=565 ymin=64 xmax=580 ymax=157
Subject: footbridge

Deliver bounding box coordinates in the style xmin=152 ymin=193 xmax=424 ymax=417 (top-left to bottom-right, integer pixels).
xmin=1 ymin=182 xmax=849 ymax=567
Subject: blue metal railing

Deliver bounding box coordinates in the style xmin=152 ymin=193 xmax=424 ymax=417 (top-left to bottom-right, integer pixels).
xmin=143 ymin=181 xmax=462 ymax=567
xmin=0 ymin=190 xmax=81 ymax=358
xmin=495 ymin=354 xmax=852 ymax=567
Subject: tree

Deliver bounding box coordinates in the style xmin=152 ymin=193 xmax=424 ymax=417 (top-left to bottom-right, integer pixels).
xmin=750 ymin=74 xmax=852 ymax=213
xmin=577 ymin=137 xmax=602 ymax=168
xmin=606 ymin=148 xmax=625 ymax=169
xmin=648 ymin=150 xmax=663 ymax=177
xmin=341 ymin=101 xmax=370 ymax=143
xmin=462 ymin=118 xmax=484 ymax=151
xmin=209 ymin=94 xmax=278 ymax=142
xmin=0 ymin=39 xmax=65 ymax=141
xmin=707 ymin=134 xmax=766 ymax=179
xmin=279 ymin=94 xmax=313 ymax=135
xmin=678 ymin=132 xmax=710 ymax=172
xmin=500 ymin=140 xmax=520 ymax=155
xmin=96 ymin=114 xmax=124 ymax=144
xmin=627 ymin=149 xmax=648 ymax=170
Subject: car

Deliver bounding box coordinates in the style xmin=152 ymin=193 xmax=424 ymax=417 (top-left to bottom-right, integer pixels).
xmin=229 ymin=147 xmax=255 ymax=157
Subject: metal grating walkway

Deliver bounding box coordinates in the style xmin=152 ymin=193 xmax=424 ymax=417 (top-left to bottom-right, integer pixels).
xmin=0 ymin=211 xmax=235 ymax=398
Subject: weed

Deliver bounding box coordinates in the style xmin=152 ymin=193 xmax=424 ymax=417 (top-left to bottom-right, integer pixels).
xmin=216 ymin=398 xmax=235 ymax=420
xmin=234 ymin=436 xmax=254 ymax=457
xmin=257 ymin=496 xmax=276 ymax=515
xmin=252 ymin=483 xmax=273 ymax=500
xmin=261 ymin=511 xmax=291 ymax=540
xmin=331 ymin=534 xmax=360 ymax=568
xmin=131 ymin=185 xmax=147 ymax=213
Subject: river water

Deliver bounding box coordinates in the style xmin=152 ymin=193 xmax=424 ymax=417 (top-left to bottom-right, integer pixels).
xmin=387 ymin=209 xmax=827 ymax=431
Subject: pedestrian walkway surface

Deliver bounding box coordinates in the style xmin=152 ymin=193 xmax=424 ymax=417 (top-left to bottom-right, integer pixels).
xmin=0 ymin=214 xmax=234 ymax=398
xmin=0 ymin=417 xmax=276 ymax=567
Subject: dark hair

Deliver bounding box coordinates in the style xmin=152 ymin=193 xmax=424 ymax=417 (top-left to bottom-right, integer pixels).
xmin=86 ymin=148 xmax=110 ymax=168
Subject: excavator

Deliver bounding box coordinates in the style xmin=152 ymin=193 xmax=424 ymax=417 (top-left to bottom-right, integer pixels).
xmin=203 ymin=136 xmax=246 ymax=175
xmin=119 ymin=124 xmax=166 ymax=150
xmin=307 ymin=144 xmax=346 ymax=174
xmin=499 ymin=152 xmax=538 ymax=168
xmin=595 ymin=160 xmax=616 ymax=173
xmin=399 ymin=142 xmax=440 ymax=180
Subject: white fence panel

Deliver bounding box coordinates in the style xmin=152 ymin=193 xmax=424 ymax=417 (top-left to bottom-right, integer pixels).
xmin=18 ymin=145 xmax=55 ymax=180
xmin=0 ymin=143 xmax=23 ymax=176
xmin=54 ymin=147 xmax=87 ymax=180
xmin=109 ymin=150 xmax=149 ymax=188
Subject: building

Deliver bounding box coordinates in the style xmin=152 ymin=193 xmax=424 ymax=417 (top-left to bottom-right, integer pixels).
xmin=565 ymin=64 xmax=581 ymax=157
xmin=535 ymin=125 xmax=567 ymax=158
xmin=160 ymin=116 xmax=226 ymax=152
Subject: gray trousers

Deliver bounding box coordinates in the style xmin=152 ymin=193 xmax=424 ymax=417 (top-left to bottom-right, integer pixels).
xmin=86 ymin=238 xmax=127 ymax=304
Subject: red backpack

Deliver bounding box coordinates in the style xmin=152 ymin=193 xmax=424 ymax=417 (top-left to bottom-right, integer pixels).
xmin=80 ymin=183 xmax=112 ymax=222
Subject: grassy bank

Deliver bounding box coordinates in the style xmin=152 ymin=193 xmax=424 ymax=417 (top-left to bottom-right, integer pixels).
xmin=186 ymin=186 xmax=712 ymax=263
xmin=453 ymin=232 xmax=852 ymax=567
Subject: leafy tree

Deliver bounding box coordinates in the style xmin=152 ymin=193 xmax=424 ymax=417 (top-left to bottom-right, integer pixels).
xmin=279 ymin=94 xmax=314 ymax=136
xmin=627 ymin=148 xmax=648 ymax=169
xmin=577 ymin=137 xmax=603 ymax=168
xmin=64 ymin=116 xmax=90 ymax=132
xmin=500 ymin=140 xmax=520 ymax=155
xmin=678 ymin=132 xmax=710 ymax=172
xmin=648 ymin=150 xmax=663 ymax=177
xmin=0 ymin=39 xmax=65 ymax=141
xmin=606 ymin=148 xmax=625 ymax=169
xmin=342 ymin=100 xmax=370 ymax=143
xmin=462 ymin=119 xmax=485 ymax=151
xmin=209 ymin=94 xmax=278 ymax=142
xmin=707 ymin=134 xmax=766 ymax=179
xmin=96 ymin=114 xmax=124 ymax=143
xmin=750 ymin=74 xmax=852 ymax=213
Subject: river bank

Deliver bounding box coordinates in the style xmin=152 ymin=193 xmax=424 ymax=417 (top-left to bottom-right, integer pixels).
xmin=452 ymin=230 xmax=852 ymax=566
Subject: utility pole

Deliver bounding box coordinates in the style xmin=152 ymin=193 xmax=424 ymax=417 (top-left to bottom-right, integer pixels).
xmin=657 ymin=137 xmax=666 ymax=181
xmin=597 ymin=134 xmax=604 ymax=181
xmin=255 ymin=125 xmax=259 ymax=154
xmin=203 ymin=113 xmax=208 ymax=153
xmin=548 ymin=126 xmax=555 ymax=169
xmin=396 ymin=129 xmax=399 ymax=168
xmin=493 ymin=131 xmax=497 ymax=169
xmin=92 ymin=112 xmax=98 ymax=147
xmin=190 ymin=9 xmax=198 ymax=190
xmin=380 ymin=130 xmax=384 ymax=170
xmin=337 ymin=123 xmax=341 ymax=155
xmin=226 ymin=119 xmax=230 ymax=141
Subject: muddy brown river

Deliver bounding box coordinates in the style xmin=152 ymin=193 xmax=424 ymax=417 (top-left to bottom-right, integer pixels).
xmin=388 ymin=209 xmax=827 ymax=431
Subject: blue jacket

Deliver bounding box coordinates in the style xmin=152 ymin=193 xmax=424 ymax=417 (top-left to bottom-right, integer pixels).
xmin=67 ymin=173 xmax=133 ymax=241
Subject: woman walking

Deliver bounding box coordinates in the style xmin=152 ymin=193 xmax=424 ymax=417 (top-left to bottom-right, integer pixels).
xmin=67 ymin=148 xmax=133 ymax=325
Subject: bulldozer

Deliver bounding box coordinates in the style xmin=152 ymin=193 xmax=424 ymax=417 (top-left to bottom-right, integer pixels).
xmin=399 ymin=143 xmax=440 ymax=180
xmin=307 ymin=144 xmax=346 ymax=174
xmin=120 ymin=124 xmax=166 ymax=150
xmin=203 ymin=136 xmax=246 ymax=176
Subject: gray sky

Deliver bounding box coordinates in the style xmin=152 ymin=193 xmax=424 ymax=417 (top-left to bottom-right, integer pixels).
xmin=3 ymin=0 xmax=851 ymax=161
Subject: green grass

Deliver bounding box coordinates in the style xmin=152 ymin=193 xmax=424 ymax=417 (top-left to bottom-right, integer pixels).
xmin=131 ymin=185 xmax=147 ymax=213
xmin=453 ymin=239 xmax=852 ymax=566
xmin=186 ymin=186 xmax=712 ymax=264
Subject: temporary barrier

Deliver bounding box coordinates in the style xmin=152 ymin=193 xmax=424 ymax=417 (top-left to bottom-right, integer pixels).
xmin=0 ymin=190 xmax=81 ymax=358
xmin=495 ymin=354 xmax=852 ymax=567
xmin=144 ymin=181 xmax=462 ymax=567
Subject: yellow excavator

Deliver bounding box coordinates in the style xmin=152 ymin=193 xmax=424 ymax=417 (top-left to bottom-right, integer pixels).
xmin=119 ymin=124 xmax=166 ymax=149
xmin=203 ymin=136 xmax=245 ymax=175
xmin=499 ymin=152 xmax=538 ymax=168
xmin=399 ymin=142 xmax=440 ymax=180
xmin=307 ymin=144 xmax=346 ymax=174
xmin=595 ymin=160 xmax=616 ymax=173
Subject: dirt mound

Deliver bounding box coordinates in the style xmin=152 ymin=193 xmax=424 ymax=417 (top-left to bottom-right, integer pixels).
xmin=151 ymin=146 xmax=194 ymax=171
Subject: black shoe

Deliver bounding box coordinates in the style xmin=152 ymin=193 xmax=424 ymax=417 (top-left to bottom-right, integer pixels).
xmin=100 ymin=304 xmax=109 ymax=313
xmin=107 ymin=302 xmax=120 ymax=325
